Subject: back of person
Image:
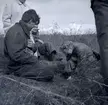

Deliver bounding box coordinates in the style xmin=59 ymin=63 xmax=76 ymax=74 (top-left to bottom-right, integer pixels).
xmin=73 ymin=42 xmax=94 ymax=60
xmin=4 ymin=22 xmax=29 ymax=74
xmin=60 ymin=41 xmax=97 ymax=68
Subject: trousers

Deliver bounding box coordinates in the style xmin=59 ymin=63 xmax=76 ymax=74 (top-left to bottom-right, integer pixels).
xmin=91 ymin=0 xmax=108 ymax=80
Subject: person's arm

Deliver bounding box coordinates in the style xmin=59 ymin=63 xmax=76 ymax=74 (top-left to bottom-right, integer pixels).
xmin=27 ymin=39 xmax=38 ymax=53
xmin=2 ymin=4 xmax=13 ymax=32
xmin=30 ymin=29 xmax=44 ymax=52
xmin=6 ymin=31 xmax=38 ymax=64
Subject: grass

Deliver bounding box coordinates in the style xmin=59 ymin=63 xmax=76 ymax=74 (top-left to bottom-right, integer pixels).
xmin=39 ymin=34 xmax=99 ymax=52
xmin=0 ymin=33 xmax=99 ymax=72
xmin=0 ymin=34 xmax=106 ymax=105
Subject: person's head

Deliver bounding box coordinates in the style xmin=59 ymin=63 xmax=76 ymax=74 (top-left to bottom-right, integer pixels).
xmin=21 ymin=9 xmax=40 ymax=30
xmin=60 ymin=41 xmax=74 ymax=56
xmin=19 ymin=0 xmax=26 ymax=4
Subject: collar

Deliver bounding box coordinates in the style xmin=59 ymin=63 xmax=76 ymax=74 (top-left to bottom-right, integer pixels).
xmin=19 ymin=20 xmax=30 ymax=38
xmin=16 ymin=0 xmax=27 ymax=6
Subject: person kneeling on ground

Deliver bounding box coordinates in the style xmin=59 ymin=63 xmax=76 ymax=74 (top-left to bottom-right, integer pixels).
xmin=4 ymin=9 xmax=71 ymax=82
xmin=60 ymin=41 xmax=100 ymax=74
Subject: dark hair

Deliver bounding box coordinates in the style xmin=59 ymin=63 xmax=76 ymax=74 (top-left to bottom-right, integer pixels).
xmin=21 ymin=9 xmax=40 ymax=25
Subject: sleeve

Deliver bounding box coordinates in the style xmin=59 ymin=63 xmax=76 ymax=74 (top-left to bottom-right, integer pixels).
xmin=6 ymin=31 xmax=38 ymax=64
xmin=2 ymin=4 xmax=12 ymax=29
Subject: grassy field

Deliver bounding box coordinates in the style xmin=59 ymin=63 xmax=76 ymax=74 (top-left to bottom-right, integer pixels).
xmin=0 ymin=33 xmax=99 ymax=57
xmin=0 ymin=34 xmax=105 ymax=105
xmin=0 ymin=33 xmax=99 ymax=72
xmin=40 ymin=34 xmax=99 ymax=52
xmin=0 ymin=33 xmax=99 ymax=54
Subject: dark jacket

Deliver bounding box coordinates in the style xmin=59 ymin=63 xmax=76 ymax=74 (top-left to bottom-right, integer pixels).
xmin=4 ymin=20 xmax=65 ymax=82
xmin=4 ymin=20 xmax=69 ymax=81
xmin=4 ymin=20 xmax=39 ymax=74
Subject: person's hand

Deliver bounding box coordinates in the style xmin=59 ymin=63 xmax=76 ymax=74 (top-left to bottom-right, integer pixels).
xmin=27 ymin=39 xmax=34 ymax=48
xmin=30 ymin=27 xmax=41 ymax=43
xmin=30 ymin=26 xmax=39 ymax=36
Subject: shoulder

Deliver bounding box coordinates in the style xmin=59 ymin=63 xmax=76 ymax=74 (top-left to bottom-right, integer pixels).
xmin=3 ymin=0 xmax=17 ymax=10
xmin=5 ymin=23 xmax=26 ymax=43
xmin=7 ymin=23 xmax=23 ymax=35
xmin=3 ymin=3 xmax=12 ymax=9
xmin=4 ymin=0 xmax=17 ymax=6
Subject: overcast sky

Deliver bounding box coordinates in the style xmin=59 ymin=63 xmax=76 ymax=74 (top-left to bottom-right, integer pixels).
xmin=0 ymin=0 xmax=95 ymax=29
